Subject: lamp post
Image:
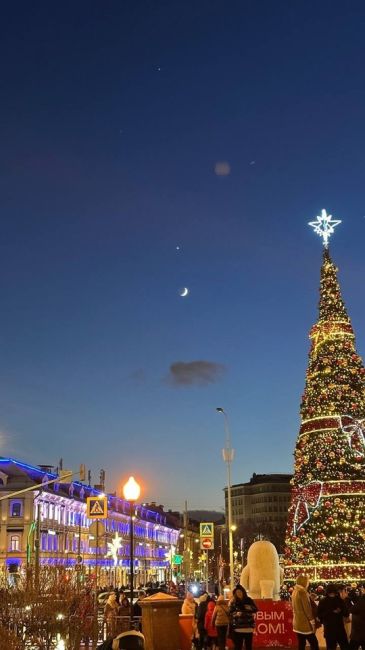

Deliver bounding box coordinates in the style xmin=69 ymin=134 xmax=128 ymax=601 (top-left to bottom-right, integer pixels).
xmin=123 ymin=476 xmax=141 ymax=629
xmin=216 ymin=407 xmax=235 ymax=593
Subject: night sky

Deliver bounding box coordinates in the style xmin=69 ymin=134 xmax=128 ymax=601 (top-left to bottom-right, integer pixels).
xmin=1 ymin=1 xmax=365 ymax=511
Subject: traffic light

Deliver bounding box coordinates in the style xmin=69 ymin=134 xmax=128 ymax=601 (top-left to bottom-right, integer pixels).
xmin=79 ymin=464 xmax=86 ymax=481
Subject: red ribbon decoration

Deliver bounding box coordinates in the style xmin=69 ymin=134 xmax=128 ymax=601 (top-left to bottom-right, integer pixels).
xmin=291 ymin=480 xmax=323 ymax=534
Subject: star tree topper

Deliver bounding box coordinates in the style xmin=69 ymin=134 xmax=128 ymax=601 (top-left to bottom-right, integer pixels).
xmin=308 ymin=209 xmax=341 ymax=248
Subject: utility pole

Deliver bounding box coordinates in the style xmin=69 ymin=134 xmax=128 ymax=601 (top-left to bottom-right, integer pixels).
xmin=183 ymin=500 xmax=190 ymax=581
xmin=216 ymin=407 xmax=235 ymax=593
xmin=34 ymin=492 xmax=42 ymax=588
xmin=77 ymin=508 xmax=82 ymax=591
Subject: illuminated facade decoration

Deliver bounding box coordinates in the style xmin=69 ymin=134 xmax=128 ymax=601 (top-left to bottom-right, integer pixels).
xmin=285 ymin=235 xmax=365 ymax=581
xmin=106 ymin=533 xmax=123 ymax=566
xmin=0 ymin=457 xmax=179 ymax=586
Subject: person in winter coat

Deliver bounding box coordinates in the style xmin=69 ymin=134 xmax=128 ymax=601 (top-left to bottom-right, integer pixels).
xmin=133 ymin=591 xmax=146 ymax=618
xmin=197 ymin=592 xmax=211 ymax=650
xmin=228 ymin=584 xmax=258 ymax=650
xmin=182 ymin=592 xmax=199 ymax=647
xmin=317 ymin=584 xmax=349 ymax=650
xmin=182 ymin=591 xmax=197 ymax=617
xmin=212 ymin=596 xmax=230 ymax=650
xmin=350 ymin=584 xmax=365 ymax=650
xmin=292 ymin=575 xmax=319 ymax=650
xmin=205 ymin=600 xmax=218 ymax=648
xmin=104 ymin=592 xmax=120 ymax=638
xmin=118 ymin=596 xmax=131 ymax=633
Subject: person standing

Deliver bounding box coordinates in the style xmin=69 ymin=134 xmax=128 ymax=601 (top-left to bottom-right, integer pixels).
xmin=205 ymin=599 xmax=218 ymax=649
xmin=228 ymin=584 xmax=258 ymax=650
xmin=118 ymin=596 xmax=131 ymax=633
xmin=317 ymin=584 xmax=349 ymax=650
xmin=182 ymin=591 xmax=197 ymax=616
xmin=350 ymin=584 xmax=365 ymax=650
xmin=292 ymin=575 xmax=319 ymax=650
xmin=182 ymin=591 xmax=199 ymax=648
xmin=104 ymin=592 xmax=120 ymax=638
xmin=212 ymin=595 xmax=229 ymax=650
xmin=197 ymin=592 xmax=210 ymax=650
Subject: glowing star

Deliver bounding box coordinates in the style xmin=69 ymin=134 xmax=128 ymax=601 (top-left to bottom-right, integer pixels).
xmin=105 ymin=532 xmax=123 ymax=566
xmin=308 ymin=209 xmax=341 ymax=248
xmin=179 ymin=287 xmax=189 ymax=297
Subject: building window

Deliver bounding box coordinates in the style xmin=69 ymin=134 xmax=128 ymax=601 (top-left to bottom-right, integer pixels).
xmin=10 ymin=535 xmax=20 ymax=551
xmin=10 ymin=501 xmax=22 ymax=517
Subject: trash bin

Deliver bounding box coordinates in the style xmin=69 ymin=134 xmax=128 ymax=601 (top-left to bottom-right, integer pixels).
xmin=140 ymin=592 xmax=183 ymax=650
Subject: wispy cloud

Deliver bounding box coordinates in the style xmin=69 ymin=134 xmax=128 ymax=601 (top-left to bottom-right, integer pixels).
xmin=166 ymin=360 xmax=226 ymax=387
xmin=127 ymin=368 xmax=146 ymax=384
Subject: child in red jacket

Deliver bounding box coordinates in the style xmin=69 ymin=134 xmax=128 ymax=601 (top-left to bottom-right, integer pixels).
xmin=205 ymin=599 xmax=218 ymax=649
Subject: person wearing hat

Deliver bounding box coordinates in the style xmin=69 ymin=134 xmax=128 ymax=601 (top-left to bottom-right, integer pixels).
xmin=349 ymin=584 xmax=365 ymax=650
xmin=317 ymin=584 xmax=349 ymax=650
xmin=291 ymin=575 xmax=319 ymax=650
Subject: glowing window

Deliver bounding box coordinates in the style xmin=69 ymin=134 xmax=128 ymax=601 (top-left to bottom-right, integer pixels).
xmin=10 ymin=535 xmax=20 ymax=551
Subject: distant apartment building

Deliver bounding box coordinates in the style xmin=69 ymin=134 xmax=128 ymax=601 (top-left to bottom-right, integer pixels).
xmin=224 ymin=473 xmax=292 ymax=550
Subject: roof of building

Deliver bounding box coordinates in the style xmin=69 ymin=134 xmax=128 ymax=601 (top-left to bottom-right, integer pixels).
xmin=0 ymin=456 xmax=178 ymax=529
xmin=230 ymin=472 xmax=293 ymax=489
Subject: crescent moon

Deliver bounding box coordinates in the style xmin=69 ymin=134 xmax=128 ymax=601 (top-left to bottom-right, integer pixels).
xmin=180 ymin=287 xmax=189 ymax=297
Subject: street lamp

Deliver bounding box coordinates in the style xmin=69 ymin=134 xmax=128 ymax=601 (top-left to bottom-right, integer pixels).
xmin=216 ymin=407 xmax=235 ymax=593
xmin=123 ymin=476 xmax=141 ymax=629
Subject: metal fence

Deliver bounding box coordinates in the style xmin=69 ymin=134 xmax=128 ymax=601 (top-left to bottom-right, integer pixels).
xmin=2 ymin=614 xmax=142 ymax=649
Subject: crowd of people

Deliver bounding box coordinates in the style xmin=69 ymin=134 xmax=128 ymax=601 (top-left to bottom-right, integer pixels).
xmin=181 ymin=577 xmax=365 ymax=650
xmin=182 ymin=584 xmax=257 ymax=650
xmin=102 ymin=588 xmax=149 ymax=636
xmin=292 ymin=576 xmax=365 ymax=650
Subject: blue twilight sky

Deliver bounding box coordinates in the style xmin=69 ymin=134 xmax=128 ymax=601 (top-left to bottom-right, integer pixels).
xmin=1 ymin=1 xmax=365 ymax=511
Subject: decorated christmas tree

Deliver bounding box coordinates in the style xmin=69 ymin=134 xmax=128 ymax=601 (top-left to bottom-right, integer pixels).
xmin=285 ymin=210 xmax=365 ymax=582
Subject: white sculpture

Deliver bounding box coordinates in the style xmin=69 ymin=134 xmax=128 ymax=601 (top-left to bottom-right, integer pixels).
xmin=240 ymin=540 xmax=283 ymax=601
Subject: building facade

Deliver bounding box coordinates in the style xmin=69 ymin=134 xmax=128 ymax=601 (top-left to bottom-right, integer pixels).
xmin=224 ymin=473 xmax=292 ymax=551
xmin=0 ymin=457 xmax=180 ymax=587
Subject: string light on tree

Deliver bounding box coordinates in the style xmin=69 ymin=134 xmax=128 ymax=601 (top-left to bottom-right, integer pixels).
xmin=285 ymin=211 xmax=365 ymax=583
xmin=308 ymin=209 xmax=342 ymax=248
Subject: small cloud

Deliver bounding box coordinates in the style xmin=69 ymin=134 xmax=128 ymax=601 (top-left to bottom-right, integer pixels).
xmin=166 ymin=360 xmax=226 ymax=387
xmin=127 ymin=368 xmax=146 ymax=384
xmin=214 ymin=161 xmax=231 ymax=176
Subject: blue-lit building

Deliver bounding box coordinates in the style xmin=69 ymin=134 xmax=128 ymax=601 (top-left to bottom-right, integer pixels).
xmin=0 ymin=457 xmax=180 ymax=586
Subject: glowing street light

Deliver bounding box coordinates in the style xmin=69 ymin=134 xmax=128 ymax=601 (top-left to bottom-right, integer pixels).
xmin=123 ymin=476 xmax=141 ymax=628
xmin=123 ymin=477 xmax=140 ymax=502
xmin=216 ymin=407 xmax=235 ymax=593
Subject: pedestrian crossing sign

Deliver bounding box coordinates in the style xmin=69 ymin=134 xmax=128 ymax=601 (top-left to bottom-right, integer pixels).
xmin=200 ymin=522 xmax=214 ymax=550
xmin=200 ymin=522 xmax=214 ymax=537
xmin=87 ymin=495 xmax=108 ymax=519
